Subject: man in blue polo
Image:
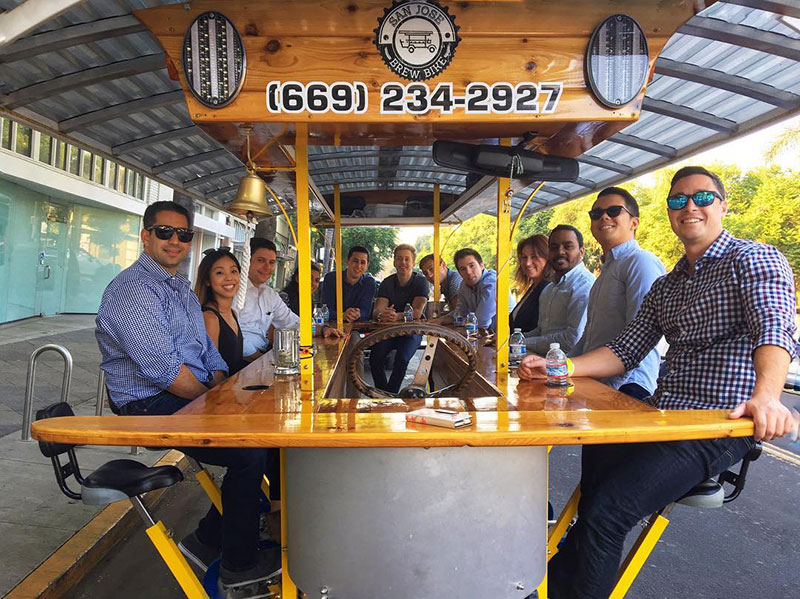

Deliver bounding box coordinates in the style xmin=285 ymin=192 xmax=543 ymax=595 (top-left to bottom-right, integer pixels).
xmin=95 ymin=201 xmax=280 ymax=591
xmin=573 ymin=186 xmax=666 ymax=400
xmin=319 ymin=245 xmax=377 ymax=323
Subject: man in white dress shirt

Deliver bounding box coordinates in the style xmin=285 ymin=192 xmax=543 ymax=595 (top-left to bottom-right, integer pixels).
xmin=240 ymin=238 xmax=339 ymax=360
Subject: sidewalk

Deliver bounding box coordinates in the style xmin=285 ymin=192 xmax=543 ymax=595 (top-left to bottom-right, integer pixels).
xmin=0 ymin=315 xmax=166 ymax=596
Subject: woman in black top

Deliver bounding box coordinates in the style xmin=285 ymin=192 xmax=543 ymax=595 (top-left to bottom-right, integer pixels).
xmin=194 ymin=248 xmax=247 ymax=375
xmin=510 ymin=234 xmax=552 ymax=333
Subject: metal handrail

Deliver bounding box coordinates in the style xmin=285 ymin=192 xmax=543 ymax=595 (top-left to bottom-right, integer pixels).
xmin=22 ymin=344 xmax=72 ymax=441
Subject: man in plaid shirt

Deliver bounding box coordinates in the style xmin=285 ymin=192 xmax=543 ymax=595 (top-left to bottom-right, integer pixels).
xmin=519 ymin=166 xmax=797 ymax=599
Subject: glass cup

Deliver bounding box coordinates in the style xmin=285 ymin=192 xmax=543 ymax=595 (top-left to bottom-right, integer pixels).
xmin=274 ymin=328 xmax=300 ymax=375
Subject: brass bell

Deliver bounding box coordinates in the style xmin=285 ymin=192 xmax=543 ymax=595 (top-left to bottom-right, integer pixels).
xmin=228 ymin=169 xmax=270 ymax=217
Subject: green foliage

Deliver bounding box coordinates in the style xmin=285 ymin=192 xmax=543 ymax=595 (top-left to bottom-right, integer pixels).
xmin=440 ymin=214 xmax=498 ymax=268
xmin=340 ymin=227 xmax=398 ymax=276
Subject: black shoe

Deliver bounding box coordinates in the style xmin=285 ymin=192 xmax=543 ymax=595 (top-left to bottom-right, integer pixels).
xmin=219 ymin=545 xmax=282 ymax=588
xmin=178 ymin=531 xmax=220 ymax=573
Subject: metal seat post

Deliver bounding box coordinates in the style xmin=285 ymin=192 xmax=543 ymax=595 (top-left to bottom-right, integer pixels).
xmin=22 ymin=344 xmax=72 ymax=441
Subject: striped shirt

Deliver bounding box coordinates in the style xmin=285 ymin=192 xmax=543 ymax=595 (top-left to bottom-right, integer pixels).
xmin=96 ymin=253 xmax=229 ymax=407
xmin=607 ymin=231 xmax=797 ymax=410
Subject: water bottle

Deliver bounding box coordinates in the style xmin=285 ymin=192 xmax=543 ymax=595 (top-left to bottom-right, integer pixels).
xmin=312 ymin=305 xmax=324 ymax=336
xmin=465 ymin=312 xmax=478 ymax=340
xmin=454 ymin=311 xmax=464 ymax=326
xmin=403 ymin=303 xmax=414 ymax=322
xmin=321 ymin=303 xmax=329 ymax=323
xmin=545 ymin=342 xmax=569 ymax=387
xmin=509 ymin=328 xmax=526 ymax=365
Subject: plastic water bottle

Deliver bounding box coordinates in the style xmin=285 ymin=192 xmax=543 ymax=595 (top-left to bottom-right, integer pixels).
xmin=509 ymin=328 xmax=526 ymax=365
xmin=545 ymin=342 xmax=569 ymax=387
xmin=403 ymin=303 xmax=414 ymax=322
xmin=454 ymin=311 xmax=464 ymax=326
xmin=312 ymin=306 xmax=324 ymax=336
xmin=321 ymin=304 xmax=329 ymax=323
xmin=465 ymin=312 xmax=478 ymax=340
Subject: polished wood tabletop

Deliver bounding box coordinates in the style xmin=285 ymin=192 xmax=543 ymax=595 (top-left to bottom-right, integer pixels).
xmin=32 ymin=327 xmax=753 ymax=448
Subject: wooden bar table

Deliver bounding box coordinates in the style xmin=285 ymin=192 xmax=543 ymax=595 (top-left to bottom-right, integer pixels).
xmin=32 ymin=330 xmax=752 ymax=599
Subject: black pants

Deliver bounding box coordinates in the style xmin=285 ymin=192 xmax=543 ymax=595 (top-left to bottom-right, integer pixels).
xmin=118 ymin=391 xmax=280 ymax=571
xmin=548 ymin=436 xmax=754 ymax=598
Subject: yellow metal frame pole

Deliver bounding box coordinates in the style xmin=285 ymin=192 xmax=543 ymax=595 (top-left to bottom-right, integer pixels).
xmin=495 ymin=139 xmax=512 ymax=374
xmin=334 ymin=183 xmax=344 ymax=331
xmin=610 ymin=511 xmax=670 ymax=599
xmin=296 ymin=123 xmax=313 ymax=391
xmin=145 ymin=521 xmax=209 ymax=599
xmin=433 ymin=183 xmax=441 ymax=309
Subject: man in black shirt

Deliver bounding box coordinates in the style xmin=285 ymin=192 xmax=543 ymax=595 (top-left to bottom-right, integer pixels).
xmin=370 ymin=244 xmax=430 ymax=393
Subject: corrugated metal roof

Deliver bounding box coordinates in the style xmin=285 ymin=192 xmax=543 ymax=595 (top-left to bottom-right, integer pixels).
xmin=0 ymin=0 xmax=798 ymax=222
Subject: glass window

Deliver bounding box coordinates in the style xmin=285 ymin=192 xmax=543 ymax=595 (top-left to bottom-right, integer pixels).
xmin=106 ymin=160 xmax=116 ymax=188
xmin=38 ymin=134 xmax=52 ymax=164
xmin=15 ymin=125 xmax=32 ymax=157
xmin=0 ymin=118 xmax=10 ymax=149
xmin=80 ymin=151 xmax=91 ymax=179
xmin=134 ymin=172 xmax=143 ymax=199
xmin=55 ymin=140 xmax=67 ymax=170
xmin=125 ymin=169 xmax=135 ymax=196
xmin=68 ymin=145 xmax=80 ymax=175
xmin=92 ymin=155 xmax=104 ymax=183
xmin=116 ymin=165 xmax=126 ymax=193
xmin=63 ymin=204 xmax=141 ymax=314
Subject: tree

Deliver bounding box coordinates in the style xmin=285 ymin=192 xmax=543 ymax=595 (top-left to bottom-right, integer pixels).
xmin=765 ymin=123 xmax=800 ymax=164
xmin=339 ymin=227 xmax=398 ymax=276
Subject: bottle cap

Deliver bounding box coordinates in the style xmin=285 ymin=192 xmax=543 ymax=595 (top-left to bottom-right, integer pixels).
xmin=514 ymin=328 xmax=521 ymax=333
xmin=550 ymin=342 xmax=560 ymax=349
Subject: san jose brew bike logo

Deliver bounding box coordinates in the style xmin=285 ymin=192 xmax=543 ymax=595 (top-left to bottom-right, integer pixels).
xmin=374 ymin=0 xmax=460 ymax=81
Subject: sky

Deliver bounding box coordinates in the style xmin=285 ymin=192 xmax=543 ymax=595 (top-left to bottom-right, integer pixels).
xmin=397 ymin=113 xmax=800 ymax=246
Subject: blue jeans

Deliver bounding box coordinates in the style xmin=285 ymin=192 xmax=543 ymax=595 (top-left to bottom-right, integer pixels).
xmin=368 ymin=334 xmax=422 ymax=394
xmin=548 ymin=436 xmax=754 ymax=598
xmin=118 ymin=391 xmax=279 ymax=571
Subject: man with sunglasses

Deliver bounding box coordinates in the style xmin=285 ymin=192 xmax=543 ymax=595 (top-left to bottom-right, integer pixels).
xmin=572 ymin=187 xmax=666 ymax=400
xmin=96 ymin=201 xmax=282 ymax=590
xmin=519 ymin=166 xmax=797 ymax=599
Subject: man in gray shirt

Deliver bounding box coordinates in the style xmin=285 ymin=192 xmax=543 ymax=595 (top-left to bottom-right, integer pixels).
xmin=573 ymin=187 xmax=666 ymax=400
xmin=524 ymin=225 xmax=595 ymax=355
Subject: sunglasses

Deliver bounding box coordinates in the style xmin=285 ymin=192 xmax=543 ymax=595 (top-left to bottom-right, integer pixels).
xmin=203 ymin=246 xmax=232 ymax=256
xmin=666 ymin=190 xmax=721 ymax=211
xmin=146 ymin=225 xmax=195 ymax=243
xmin=588 ymin=205 xmax=633 ymax=220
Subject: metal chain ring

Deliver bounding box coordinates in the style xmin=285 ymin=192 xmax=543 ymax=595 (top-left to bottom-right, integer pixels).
xmin=346 ymin=323 xmax=477 ymax=398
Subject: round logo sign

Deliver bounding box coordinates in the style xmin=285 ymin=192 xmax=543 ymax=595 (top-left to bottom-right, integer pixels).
xmin=374 ymin=0 xmax=460 ymax=81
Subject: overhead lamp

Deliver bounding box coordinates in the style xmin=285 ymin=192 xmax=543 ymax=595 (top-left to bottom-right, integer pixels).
xmin=228 ymin=125 xmax=271 ymax=218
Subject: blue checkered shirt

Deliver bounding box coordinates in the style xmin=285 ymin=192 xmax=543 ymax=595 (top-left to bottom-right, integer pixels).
xmin=96 ymin=253 xmax=229 ymax=407
xmin=607 ymin=231 xmax=797 ymax=410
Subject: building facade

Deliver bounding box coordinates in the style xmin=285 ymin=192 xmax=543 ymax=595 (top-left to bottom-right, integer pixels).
xmin=0 ymin=115 xmax=259 ymax=325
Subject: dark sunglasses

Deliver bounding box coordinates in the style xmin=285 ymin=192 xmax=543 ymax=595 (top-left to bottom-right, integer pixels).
xmin=203 ymin=246 xmax=232 ymax=256
xmin=588 ymin=205 xmax=633 ymax=220
xmin=666 ymin=190 xmax=721 ymax=211
xmin=146 ymin=225 xmax=195 ymax=243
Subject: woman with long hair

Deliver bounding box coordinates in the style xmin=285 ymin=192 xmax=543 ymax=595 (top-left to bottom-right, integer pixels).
xmin=510 ymin=234 xmax=551 ymax=332
xmin=194 ymin=248 xmax=247 ymax=375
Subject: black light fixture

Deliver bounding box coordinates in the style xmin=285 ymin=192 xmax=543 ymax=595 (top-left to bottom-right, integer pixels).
xmin=182 ymin=11 xmax=246 ymax=108
xmin=585 ymin=14 xmax=649 ymax=109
